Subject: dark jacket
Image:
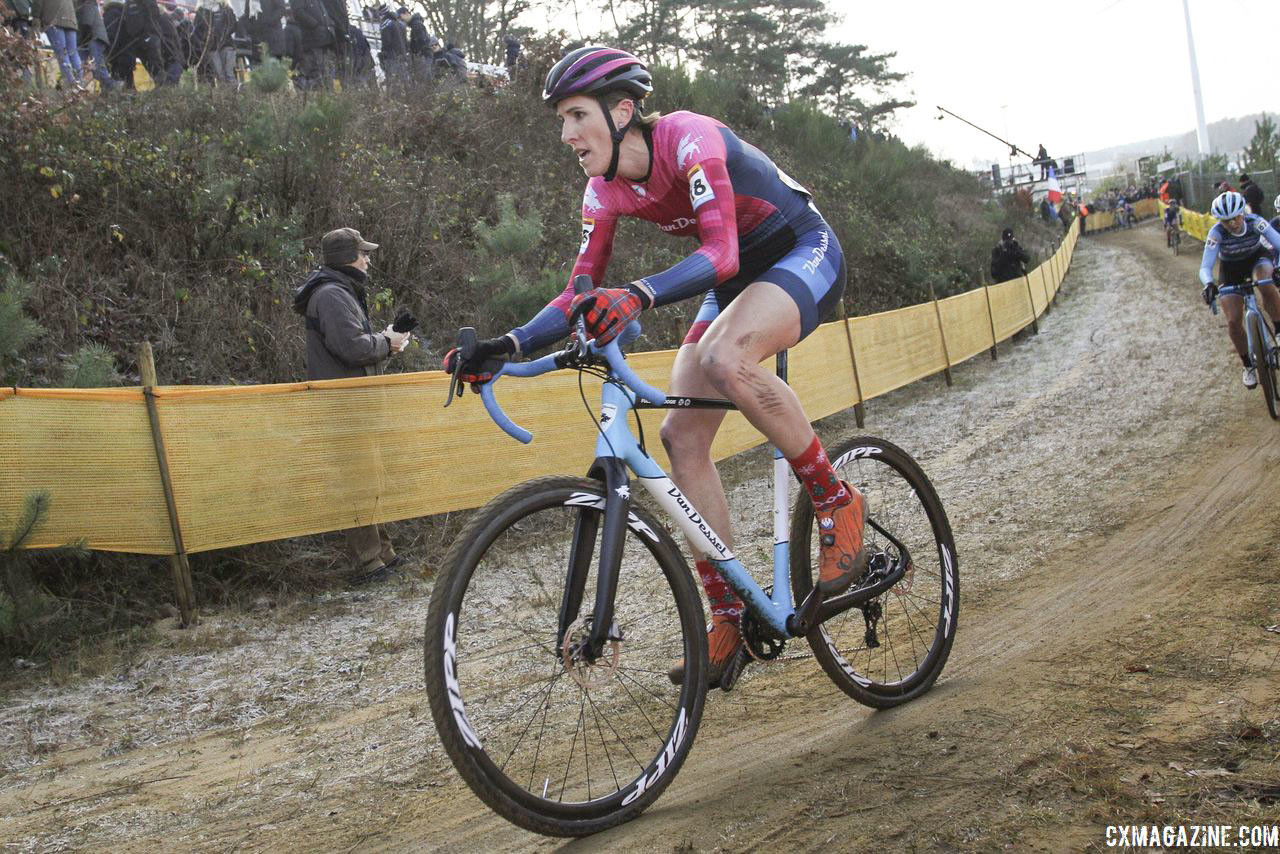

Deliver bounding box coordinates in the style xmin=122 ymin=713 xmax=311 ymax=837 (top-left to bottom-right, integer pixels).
xmin=76 ymin=0 xmax=108 ymax=44
xmin=348 ymin=23 xmax=372 ymax=75
xmin=252 ymin=0 xmax=287 ymax=58
xmin=1241 ymin=179 xmax=1265 ymax=216
xmin=990 ymin=239 xmax=1030 ymax=283
xmin=33 ymin=0 xmax=77 ymax=29
xmin=407 ymin=12 xmax=427 ymax=55
xmin=293 ymin=266 xmax=390 ymax=380
xmin=288 ymin=0 xmax=331 ymax=49
xmin=193 ymin=2 xmax=236 ymax=52
xmin=378 ymin=10 xmax=406 ymax=61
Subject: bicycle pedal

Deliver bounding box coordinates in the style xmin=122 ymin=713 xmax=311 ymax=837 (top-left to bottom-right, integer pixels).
xmin=718 ymin=648 xmax=749 ymax=693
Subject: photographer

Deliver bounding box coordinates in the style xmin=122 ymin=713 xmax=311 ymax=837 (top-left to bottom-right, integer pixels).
xmin=990 ymin=227 xmax=1030 ymax=284
xmin=292 ymin=228 xmax=412 ymax=584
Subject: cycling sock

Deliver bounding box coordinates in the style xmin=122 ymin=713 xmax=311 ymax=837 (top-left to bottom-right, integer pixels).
xmin=788 ymin=434 xmax=850 ymax=512
xmin=695 ymin=560 xmax=742 ymax=624
xmin=1243 ymin=355 xmax=1253 ymax=367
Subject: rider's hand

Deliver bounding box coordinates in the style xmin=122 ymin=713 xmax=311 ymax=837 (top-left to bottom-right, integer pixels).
xmin=1202 ymin=284 xmax=1217 ymax=306
xmin=569 ymin=287 xmax=647 ymax=346
xmin=443 ymin=336 xmax=513 ymax=390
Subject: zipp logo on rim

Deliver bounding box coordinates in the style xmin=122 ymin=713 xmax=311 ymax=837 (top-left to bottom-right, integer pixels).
xmin=832 ymin=447 xmax=883 ymax=468
xmin=444 ymin=612 xmax=482 ymax=749
xmin=621 ymin=708 xmax=687 ymax=806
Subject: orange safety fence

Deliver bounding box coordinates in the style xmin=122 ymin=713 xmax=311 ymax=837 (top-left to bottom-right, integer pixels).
xmin=2 ymin=222 xmax=1080 ymax=555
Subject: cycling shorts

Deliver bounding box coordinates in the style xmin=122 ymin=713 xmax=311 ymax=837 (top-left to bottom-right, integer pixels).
xmin=1219 ymin=248 xmax=1276 ymax=290
xmin=682 ymin=225 xmax=847 ymax=346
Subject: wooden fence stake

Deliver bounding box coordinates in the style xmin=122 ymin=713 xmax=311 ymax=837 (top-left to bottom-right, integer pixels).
xmin=837 ymin=297 xmax=866 ymax=427
xmin=1042 ymin=250 xmax=1055 ymax=312
xmin=1022 ymin=267 xmax=1040 ymax=335
xmin=928 ymin=282 xmax=953 ymax=387
xmin=981 ymin=269 xmax=998 ymax=361
xmin=138 ymin=342 xmax=197 ymax=627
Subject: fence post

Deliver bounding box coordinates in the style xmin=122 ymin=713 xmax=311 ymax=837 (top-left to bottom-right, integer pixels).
xmin=928 ymin=282 xmax=953 ymax=387
xmin=981 ymin=269 xmax=998 ymax=361
xmin=837 ymin=297 xmax=866 ymax=427
xmin=1039 ymin=252 xmax=1052 ymax=316
xmin=1022 ymin=266 xmax=1040 ymax=335
xmin=138 ymin=342 xmax=197 ymax=627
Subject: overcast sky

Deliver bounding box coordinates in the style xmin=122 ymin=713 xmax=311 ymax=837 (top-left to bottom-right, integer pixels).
xmin=550 ymin=0 xmax=1279 ymax=172
xmin=829 ymin=0 xmax=1280 ymax=170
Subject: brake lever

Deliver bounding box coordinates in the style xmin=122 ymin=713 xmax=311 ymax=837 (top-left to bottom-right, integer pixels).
xmin=443 ymin=327 xmax=480 ymax=408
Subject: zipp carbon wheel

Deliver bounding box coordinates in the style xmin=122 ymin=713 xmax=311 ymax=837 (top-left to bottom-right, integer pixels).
xmin=424 ymin=476 xmax=707 ymax=837
xmin=790 ymin=436 xmax=958 ymax=709
xmin=1249 ymin=313 xmax=1278 ymax=420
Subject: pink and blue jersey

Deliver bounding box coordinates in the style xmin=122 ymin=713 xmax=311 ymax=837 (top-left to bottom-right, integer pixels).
xmin=511 ymin=111 xmax=845 ymax=354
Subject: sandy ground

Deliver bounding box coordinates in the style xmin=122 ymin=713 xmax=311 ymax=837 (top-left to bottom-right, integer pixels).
xmin=2 ymin=222 xmax=1278 ymax=852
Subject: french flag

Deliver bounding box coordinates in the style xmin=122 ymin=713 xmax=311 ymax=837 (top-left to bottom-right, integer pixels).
xmin=1046 ymin=166 xmax=1063 ymax=204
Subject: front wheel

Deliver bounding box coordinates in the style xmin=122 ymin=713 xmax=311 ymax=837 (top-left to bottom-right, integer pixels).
xmin=790 ymin=436 xmax=958 ymax=709
xmin=425 ymin=476 xmax=708 ymax=837
xmin=1248 ymin=313 xmax=1278 ymax=420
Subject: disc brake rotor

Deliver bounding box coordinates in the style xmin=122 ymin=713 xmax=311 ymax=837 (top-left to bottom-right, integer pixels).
xmin=560 ymin=617 xmax=621 ymax=690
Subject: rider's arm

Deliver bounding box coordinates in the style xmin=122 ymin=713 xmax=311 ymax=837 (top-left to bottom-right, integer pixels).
xmin=506 ymin=212 xmax=620 ymax=356
xmin=1199 ymin=228 xmax=1221 ymax=287
xmin=629 ymin=156 xmax=740 ymax=308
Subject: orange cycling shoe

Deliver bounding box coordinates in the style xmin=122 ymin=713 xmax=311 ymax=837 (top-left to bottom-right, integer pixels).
xmin=816 ymin=484 xmax=870 ymax=596
xmin=667 ymin=615 xmax=749 ymax=691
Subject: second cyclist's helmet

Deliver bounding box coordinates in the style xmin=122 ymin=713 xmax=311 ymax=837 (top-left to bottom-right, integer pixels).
xmin=542 ymin=46 xmax=652 ymax=106
xmin=1211 ymin=190 xmax=1247 ymax=220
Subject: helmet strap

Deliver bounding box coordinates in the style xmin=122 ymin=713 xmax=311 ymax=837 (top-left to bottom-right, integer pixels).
xmin=599 ymin=96 xmax=638 ymax=182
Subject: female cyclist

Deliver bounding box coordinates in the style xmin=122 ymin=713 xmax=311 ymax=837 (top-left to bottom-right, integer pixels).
xmin=1199 ymin=190 xmax=1280 ymax=388
xmin=445 ymin=46 xmax=868 ymax=690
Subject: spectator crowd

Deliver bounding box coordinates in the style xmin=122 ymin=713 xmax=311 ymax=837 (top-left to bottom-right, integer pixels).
xmin=3 ymin=0 xmax=522 ymax=92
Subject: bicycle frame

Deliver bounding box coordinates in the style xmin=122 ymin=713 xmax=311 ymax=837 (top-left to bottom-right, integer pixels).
xmin=1214 ymin=280 xmax=1277 ymax=358
xmin=552 ymin=355 xmax=907 ymax=662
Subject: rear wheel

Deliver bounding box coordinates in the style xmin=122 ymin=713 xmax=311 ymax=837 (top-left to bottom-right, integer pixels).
xmin=425 ymin=476 xmax=707 ymax=836
xmin=790 ymin=436 xmax=958 ymax=709
xmin=1249 ymin=312 xmax=1278 ymax=420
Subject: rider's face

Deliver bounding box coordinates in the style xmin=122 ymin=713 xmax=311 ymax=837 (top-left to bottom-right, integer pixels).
xmin=1224 ymin=213 xmax=1245 ymax=233
xmin=557 ymin=95 xmax=631 ymax=178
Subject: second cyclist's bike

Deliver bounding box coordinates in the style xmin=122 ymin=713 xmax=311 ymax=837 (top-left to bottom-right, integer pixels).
xmin=425 ymin=279 xmax=959 ymax=836
xmin=1211 ymin=278 xmax=1280 ymax=420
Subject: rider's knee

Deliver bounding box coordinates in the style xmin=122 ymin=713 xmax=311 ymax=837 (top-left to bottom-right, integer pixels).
xmin=694 ymin=340 xmax=743 ymax=395
xmin=659 ymin=415 xmax=713 ymax=463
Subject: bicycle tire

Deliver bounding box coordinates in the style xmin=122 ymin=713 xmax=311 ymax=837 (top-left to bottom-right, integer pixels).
xmin=790 ymin=436 xmax=958 ymax=709
xmin=1248 ymin=313 xmax=1278 ymax=420
xmin=424 ymin=476 xmax=707 ymax=837
xmin=1174 ymin=229 xmax=1181 ymax=256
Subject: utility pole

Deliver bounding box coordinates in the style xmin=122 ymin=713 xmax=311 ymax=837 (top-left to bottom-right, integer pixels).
xmin=1182 ymin=0 xmax=1210 ymax=157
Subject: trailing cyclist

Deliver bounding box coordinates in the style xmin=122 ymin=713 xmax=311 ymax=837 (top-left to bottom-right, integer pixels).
xmin=444 ymin=46 xmax=869 ymax=690
xmin=1199 ymin=190 xmax=1280 ymax=388
xmin=1163 ymin=199 xmax=1183 ymax=247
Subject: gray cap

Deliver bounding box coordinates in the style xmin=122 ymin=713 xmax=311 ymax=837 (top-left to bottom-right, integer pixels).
xmin=322 ymin=228 xmax=378 ymax=266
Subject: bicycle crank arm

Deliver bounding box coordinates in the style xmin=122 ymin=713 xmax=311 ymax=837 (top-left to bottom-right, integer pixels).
xmin=787 ymin=519 xmax=912 ymax=636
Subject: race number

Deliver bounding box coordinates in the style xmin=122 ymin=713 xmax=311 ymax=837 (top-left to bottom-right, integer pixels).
xmin=579 ymin=218 xmax=595 ymax=255
xmin=687 ymin=164 xmax=716 ymax=210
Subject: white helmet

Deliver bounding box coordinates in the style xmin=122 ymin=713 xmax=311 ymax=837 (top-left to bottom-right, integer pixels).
xmin=1274 ymin=194 xmax=1280 ymax=215
xmin=1211 ymin=190 xmax=1246 ymax=220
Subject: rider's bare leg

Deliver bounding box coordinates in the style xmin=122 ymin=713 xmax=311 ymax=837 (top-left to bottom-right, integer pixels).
xmin=660 ymin=349 xmax=732 ymax=550
xmin=1220 ymin=295 xmax=1249 ymax=362
xmin=693 ymin=281 xmax=812 ymax=456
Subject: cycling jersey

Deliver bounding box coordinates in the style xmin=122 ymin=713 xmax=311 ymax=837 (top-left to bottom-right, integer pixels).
xmin=1199 ymin=214 xmax=1280 ymax=287
xmin=1163 ymin=208 xmax=1181 ymax=226
xmin=510 ymin=110 xmax=838 ymax=355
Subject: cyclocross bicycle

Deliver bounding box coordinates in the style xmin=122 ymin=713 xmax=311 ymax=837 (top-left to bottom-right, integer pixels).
xmin=1210 ymin=278 xmax=1280 ymax=420
xmin=1167 ymin=221 xmax=1181 ymax=255
xmin=425 ymin=278 xmax=959 ymax=836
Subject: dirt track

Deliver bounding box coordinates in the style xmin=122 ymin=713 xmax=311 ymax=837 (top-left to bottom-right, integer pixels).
xmin=3 ymin=222 xmax=1279 ymax=851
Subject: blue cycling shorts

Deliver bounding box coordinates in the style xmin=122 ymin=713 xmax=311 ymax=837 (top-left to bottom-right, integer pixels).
xmin=682 ymin=225 xmax=847 ymax=345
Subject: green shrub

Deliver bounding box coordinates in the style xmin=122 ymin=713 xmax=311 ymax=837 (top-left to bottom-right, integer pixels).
xmin=0 ymin=272 xmax=44 ymax=383
xmin=61 ymin=343 xmax=122 ymax=388
xmin=249 ymin=50 xmax=290 ymax=95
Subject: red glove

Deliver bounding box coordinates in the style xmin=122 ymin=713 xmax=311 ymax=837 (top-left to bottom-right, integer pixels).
xmin=569 ymin=287 xmax=645 ymax=346
xmin=443 ymin=336 xmax=511 ymax=389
